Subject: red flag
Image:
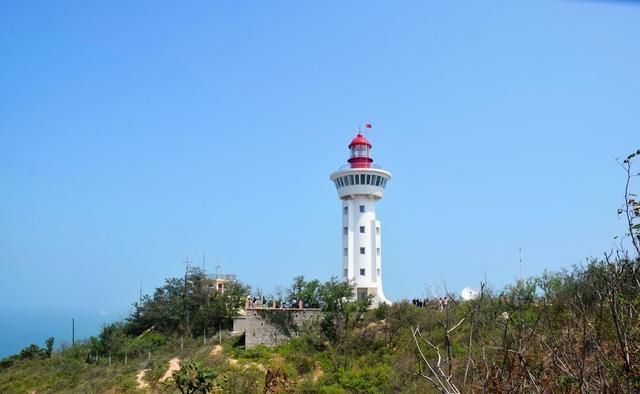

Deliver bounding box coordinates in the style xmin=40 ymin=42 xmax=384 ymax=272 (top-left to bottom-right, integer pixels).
xmin=364 ymin=123 xmax=372 ymax=128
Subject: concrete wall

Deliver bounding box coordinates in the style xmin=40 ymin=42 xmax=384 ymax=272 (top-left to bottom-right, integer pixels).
xmin=233 ymin=308 xmax=322 ymax=349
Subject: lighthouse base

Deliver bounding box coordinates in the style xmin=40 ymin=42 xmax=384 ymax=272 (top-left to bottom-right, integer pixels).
xmin=356 ymin=286 xmax=391 ymax=307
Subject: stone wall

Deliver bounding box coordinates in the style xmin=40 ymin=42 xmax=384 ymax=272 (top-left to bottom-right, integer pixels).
xmin=233 ymin=308 xmax=323 ymax=349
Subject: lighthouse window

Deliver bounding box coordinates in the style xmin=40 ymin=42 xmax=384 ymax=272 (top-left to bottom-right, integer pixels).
xmin=354 ymin=175 xmax=360 ymax=185
xmin=343 ymin=206 xmax=348 ymax=215
xmin=344 ymin=248 xmax=348 ymax=256
xmin=377 ymin=248 xmax=380 ymax=256
xmin=344 ymin=269 xmax=348 ymax=277
xmin=366 ymin=174 xmax=371 ymax=184
xmin=377 ymin=268 xmax=380 ymax=276
xmin=360 ymin=247 xmax=365 ymax=254
xmin=349 ymin=175 xmax=355 ymax=185
xmin=343 ymin=227 xmax=348 ymax=235
xmin=359 ymin=205 xmax=365 ymax=213
xmin=360 ymin=174 xmax=365 ymax=184
xmin=359 ymin=226 xmax=365 ymax=233
xmin=360 ymin=268 xmax=365 ymax=276
xmin=342 ymin=176 xmax=348 ymax=185
xmin=376 ymin=227 xmax=380 ymax=235
xmin=375 ymin=176 xmax=381 ymax=186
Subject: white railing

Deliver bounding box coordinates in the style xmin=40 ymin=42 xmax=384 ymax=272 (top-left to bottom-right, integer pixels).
xmin=338 ymin=163 xmax=384 ymax=171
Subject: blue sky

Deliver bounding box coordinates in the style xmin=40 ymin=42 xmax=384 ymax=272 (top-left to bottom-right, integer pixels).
xmin=1 ymin=1 xmax=639 ymax=355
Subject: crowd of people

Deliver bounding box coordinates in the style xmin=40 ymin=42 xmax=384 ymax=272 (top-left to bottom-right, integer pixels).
xmin=247 ymin=296 xmax=310 ymax=309
xmin=411 ymin=296 xmax=450 ymax=310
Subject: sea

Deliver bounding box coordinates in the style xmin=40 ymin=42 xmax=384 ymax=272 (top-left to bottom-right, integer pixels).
xmin=0 ymin=308 xmax=125 ymax=358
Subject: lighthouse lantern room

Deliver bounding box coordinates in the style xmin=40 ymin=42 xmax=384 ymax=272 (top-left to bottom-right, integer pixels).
xmin=330 ymin=131 xmax=392 ymax=305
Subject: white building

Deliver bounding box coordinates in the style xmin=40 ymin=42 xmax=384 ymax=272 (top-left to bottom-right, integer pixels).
xmin=330 ymin=132 xmax=392 ymax=305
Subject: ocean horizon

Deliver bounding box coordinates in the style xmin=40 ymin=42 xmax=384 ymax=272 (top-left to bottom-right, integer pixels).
xmin=0 ymin=308 xmax=127 ymax=358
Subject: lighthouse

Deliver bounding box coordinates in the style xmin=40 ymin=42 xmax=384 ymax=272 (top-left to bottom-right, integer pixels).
xmin=330 ymin=131 xmax=392 ymax=305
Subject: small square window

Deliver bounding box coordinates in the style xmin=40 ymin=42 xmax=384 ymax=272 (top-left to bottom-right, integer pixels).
xmin=344 ymin=248 xmax=348 ymax=256
xmin=360 ymin=247 xmax=365 ymax=254
xmin=359 ymin=226 xmax=365 ymax=233
xmin=359 ymin=205 xmax=365 ymax=213
xmin=376 ymin=248 xmax=380 ymax=256
xmin=360 ymin=268 xmax=365 ymax=276
xmin=343 ymin=227 xmax=348 ymax=235
xmin=343 ymin=206 xmax=348 ymax=215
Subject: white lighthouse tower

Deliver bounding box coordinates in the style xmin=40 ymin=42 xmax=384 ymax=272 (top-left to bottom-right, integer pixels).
xmin=330 ymin=131 xmax=392 ymax=305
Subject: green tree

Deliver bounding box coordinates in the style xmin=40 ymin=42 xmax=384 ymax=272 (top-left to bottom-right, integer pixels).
xmin=287 ymin=275 xmax=321 ymax=308
xmin=19 ymin=344 xmax=45 ymax=360
xmin=125 ymin=267 xmax=249 ymax=337
xmin=44 ymin=337 xmax=54 ymax=358
xmin=99 ymin=322 xmax=128 ymax=357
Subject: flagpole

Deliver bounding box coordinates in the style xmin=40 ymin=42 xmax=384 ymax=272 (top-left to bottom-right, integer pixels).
xmin=363 ymin=122 xmax=370 ymax=164
xmin=358 ymin=122 xmax=373 ymax=165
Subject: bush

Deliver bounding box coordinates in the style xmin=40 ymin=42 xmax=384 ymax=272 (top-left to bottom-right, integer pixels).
xmin=173 ymin=360 xmax=217 ymax=394
xmin=287 ymin=352 xmax=314 ymax=375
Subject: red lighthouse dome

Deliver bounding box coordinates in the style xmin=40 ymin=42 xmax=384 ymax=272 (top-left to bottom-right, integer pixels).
xmin=347 ymin=133 xmax=373 ymax=168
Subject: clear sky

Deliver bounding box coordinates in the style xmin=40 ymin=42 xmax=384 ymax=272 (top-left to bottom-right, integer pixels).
xmin=1 ymin=1 xmax=639 ymax=356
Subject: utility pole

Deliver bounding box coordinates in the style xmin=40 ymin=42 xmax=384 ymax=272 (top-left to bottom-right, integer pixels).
xmin=72 ymin=318 xmax=75 ymax=347
xmin=519 ymin=248 xmax=523 ymax=281
xmin=139 ymin=280 xmax=142 ymax=306
xmin=183 ymin=258 xmax=191 ymax=337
